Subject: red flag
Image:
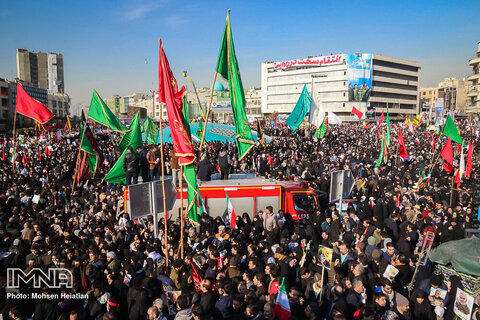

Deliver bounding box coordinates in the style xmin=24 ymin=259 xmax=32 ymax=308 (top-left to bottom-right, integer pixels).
xmin=431 ymin=136 xmax=435 ymax=153
xmin=190 ymin=262 xmax=203 ymax=293
xmin=454 ymin=169 xmax=461 ymax=188
xmin=396 ymin=193 xmax=400 ymax=207
xmin=37 ymin=151 xmax=41 ymax=161
xmin=45 ymin=146 xmax=52 ymax=156
xmin=15 ymin=83 xmax=54 ymax=124
xmin=0 ymin=152 xmax=5 ymax=161
xmin=397 ymin=128 xmax=409 ymax=160
xmin=267 ymin=154 xmax=273 ymax=165
xmin=76 ymin=151 xmax=90 ymax=183
xmin=63 ymin=122 xmax=68 ymax=131
xmin=455 ymin=143 xmax=461 ymax=154
xmin=378 ymin=110 xmax=384 ymax=126
xmin=465 ymin=141 xmax=473 ymax=179
xmin=158 ymin=39 xmax=194 ymax=166
xmin=440 ymin=137 xmax=453 ymax=173
xmin=351 ymin=106 xmax=363 ymax=120
xmin=22 ymin=154 xmax=28 ymax=166
xmin=82 ymin=263 xmax=88 ymax=293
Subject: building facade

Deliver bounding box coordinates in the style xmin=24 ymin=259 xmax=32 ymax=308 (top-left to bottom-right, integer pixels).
xmin=261 ymin=53 xmax=421 ymax=122
xmin=467 ymin=42 xmax=480 ymax=114
xmin=420 ymin=87 xmax=438 ymax=113
xmin=437 ymin=78 xmax=472 ymax=115
xmin=16 ymin=48 xmax=69 ymax=118
xmin=0 ymin=78 xmax=10 ymax=130
xmin=245 ymin=88 xmax=262 ymax=120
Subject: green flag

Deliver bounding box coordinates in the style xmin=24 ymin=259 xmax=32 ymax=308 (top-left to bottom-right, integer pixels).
xmin=80 ymin=126 xmax=95 ymax=155
xmin=117 ymin=112 xmax=143 ymax=154
xmin=215 ymin=10 xmax=255 ymax=160
xmin=104 ymin=149 xmax=128 ymax=184
xmin=86 ymin=152 xmax=98 ymax=178
xmin=442 ymin=115 xmax=464 ymax=145
xmin=78 ymin=125 xmax=102 ymax=177
xmin=376 ymin=134 xmax=385 ymax=167
xmin=196 ymin=118 xmax=204 ymax=138
xmin=315 ymin=118 xmax=327 ymax=139
xmin=105 ymin=113 xmax=143 ymax=184
xmin=87 ymin=90 xmax=127 ymax=132
xmin=386 ymin=103 xmax=391 ymax=147
xmin=286 ymin=84 xmax=312 ymax=131
xmin=141 ymin=117 xmax=159 ymax=145
xmin=181 ymin=96 xmax=204 ymax=226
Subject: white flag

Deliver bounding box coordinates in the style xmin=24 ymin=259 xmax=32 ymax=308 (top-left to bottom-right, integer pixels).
xmin=328 ymin=112 xmax=342 ymax=125
xmin=459 ymin=145 xmax=465 ymax=177
xmin=308 ymin=87 xmax=324 ymax=127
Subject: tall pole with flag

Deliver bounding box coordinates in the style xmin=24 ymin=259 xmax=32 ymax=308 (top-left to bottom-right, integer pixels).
xmin=13 ymin=83 xmax=55 ymax=169
xmin=158 ymin=38 xmax=198 ymax=265
xmin=211 ymin=10 xmax=256 ymax=160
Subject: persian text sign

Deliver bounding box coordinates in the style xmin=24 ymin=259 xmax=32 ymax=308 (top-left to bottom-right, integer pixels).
xmin=273 ymin=54 xmax=344 ymax=70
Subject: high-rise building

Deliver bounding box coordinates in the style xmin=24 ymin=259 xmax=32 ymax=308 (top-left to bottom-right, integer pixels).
xmin=261 ymin=53 xmax=421 ymax=121
xmin=467 ymin=42 xmax=480 ymax=114
xmin=16 ymin=48 xmax=69 ymax=118
xmin=17 ymin=49 xmax=64 ymax=93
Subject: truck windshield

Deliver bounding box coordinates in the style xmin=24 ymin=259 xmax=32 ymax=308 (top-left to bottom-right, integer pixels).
xmin=293 ymin=194 xmax=315 ymax=212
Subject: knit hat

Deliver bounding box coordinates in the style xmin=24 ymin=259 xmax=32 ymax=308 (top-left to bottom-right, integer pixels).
xmin=395 ymin=294 xmax=409 ymax=307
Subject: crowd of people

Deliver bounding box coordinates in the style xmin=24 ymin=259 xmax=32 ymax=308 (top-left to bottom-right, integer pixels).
xmin=0 ymin=119 xmax=479 ymax=320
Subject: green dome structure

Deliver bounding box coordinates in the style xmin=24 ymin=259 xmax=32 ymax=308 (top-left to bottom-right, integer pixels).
xmin=213 ymin=81 xmax=225 ymax=92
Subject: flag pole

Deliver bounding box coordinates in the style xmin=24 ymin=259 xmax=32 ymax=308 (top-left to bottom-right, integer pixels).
xmin=158 ymin=101 xmax=169 ymax=267
xmin=449 ymin=173 xmax=455 ymax=207
xmin=183 ymin=72 xmax=206 ymax=119
xmin=199 ymin=72 xmax=218 ymax=153
xmin=72 ymin=128 xmax=86 ymax=192
xmin=11 ymin=111 xmax=17 ymax=170
xmin=180 ymin=164 xmax=184 ymax=259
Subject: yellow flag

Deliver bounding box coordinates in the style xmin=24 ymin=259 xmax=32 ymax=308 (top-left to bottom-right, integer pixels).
xmin=66 ymin=115 xmax=72 ymax=129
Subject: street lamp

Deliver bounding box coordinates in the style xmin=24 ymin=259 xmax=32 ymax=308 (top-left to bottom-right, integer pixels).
xmin=182 ymin=71 xmax=206 ymax=119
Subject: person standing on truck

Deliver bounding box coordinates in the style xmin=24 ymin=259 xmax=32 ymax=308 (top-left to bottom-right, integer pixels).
xmin=218 ymin=147 xmax=231 ymax=180
xmin=123 ymin=146 xmax=140 ymax=185
xmin=147 ymin=145 xmax=160 ymax=181
xmin=197 ymin=155 xmax=215 ymax=181
xmin=138 ymin=145 xmax=150 ymax=182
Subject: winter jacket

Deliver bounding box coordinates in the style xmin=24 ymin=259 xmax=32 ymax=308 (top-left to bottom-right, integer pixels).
xmin=123 ymin=151 xmax=140 ymax=173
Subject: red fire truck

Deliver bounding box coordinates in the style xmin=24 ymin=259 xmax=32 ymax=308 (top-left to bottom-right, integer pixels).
xmin=171 ymin=177 xmax=319 ymax=220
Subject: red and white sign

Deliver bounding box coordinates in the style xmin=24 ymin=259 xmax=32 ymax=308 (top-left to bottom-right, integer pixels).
xmin=273 ymin=54 xmax=344 ymax=70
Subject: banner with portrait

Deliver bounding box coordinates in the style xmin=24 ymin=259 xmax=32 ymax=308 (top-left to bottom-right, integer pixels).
xmin=346 ymin=53 xmax=373 ymax=102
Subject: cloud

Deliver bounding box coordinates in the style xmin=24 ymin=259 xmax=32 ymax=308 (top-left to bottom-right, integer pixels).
xmin=118 ymin=0 xmax=167 ymax=21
